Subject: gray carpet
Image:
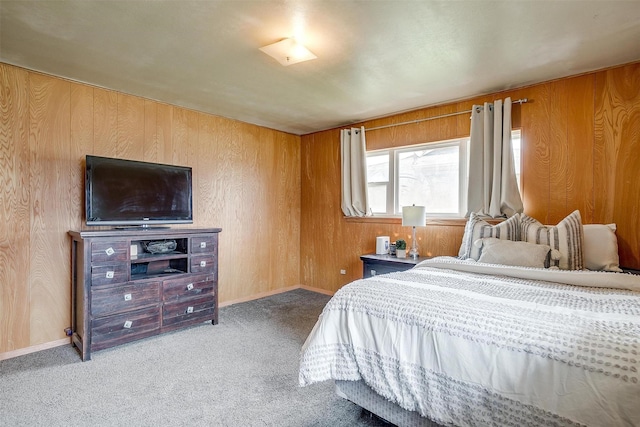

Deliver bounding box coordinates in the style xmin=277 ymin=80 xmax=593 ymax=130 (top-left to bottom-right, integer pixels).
xmin=0 ymin=289 xmax=388 ymax=427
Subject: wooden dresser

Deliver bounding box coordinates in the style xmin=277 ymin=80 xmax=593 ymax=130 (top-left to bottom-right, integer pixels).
xmin=69 ymin=228 xmax=221 ymax=361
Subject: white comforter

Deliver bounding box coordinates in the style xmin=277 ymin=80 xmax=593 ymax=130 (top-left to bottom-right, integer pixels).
xmin=299 ymin=257 xmax=640 ymax=427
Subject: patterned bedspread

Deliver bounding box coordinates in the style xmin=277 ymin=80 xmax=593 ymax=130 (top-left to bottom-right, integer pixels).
xmin=299 ymin=257 xmax=640 ymax=427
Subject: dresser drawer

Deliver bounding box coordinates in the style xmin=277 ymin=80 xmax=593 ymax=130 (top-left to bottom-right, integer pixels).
xmin=91 ymin=306 xmax=160 ymax=351
xmin=91 ymin=263 xmax=129 ymax=286
xmin=162 ymin=295 xmax=215 ymax=328
xmin=360 ymin=254 xmax=427 ymax=279
xmin=163 ymin=274 xmax=215 ymax=302
xmin=91 ymin=281 xmax=161 ymax=317
xmin=363 ymin=262 xmax=413 ymax=277
xmin=190 ymin=235 xmax=217 ymax=254
xmin=190 ymin=255 xmax=215 ymax=273
xmin=91 ymin=241 xmax=128 ymax=263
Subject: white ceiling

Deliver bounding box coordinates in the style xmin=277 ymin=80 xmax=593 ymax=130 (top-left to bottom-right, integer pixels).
xmin=2 ymin=1 xmax=640 ymax=135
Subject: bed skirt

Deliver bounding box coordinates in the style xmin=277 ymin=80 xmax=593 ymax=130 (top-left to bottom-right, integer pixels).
xmin=335 ymin=380 xmax=441 ymax=427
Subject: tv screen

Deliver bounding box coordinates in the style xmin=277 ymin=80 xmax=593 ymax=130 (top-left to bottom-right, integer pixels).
xmin=85 ymin=155 xmax=193 ymax=226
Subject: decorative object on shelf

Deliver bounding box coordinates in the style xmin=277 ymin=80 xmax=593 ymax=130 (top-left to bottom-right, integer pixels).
xmin=402 ymin=205 xmax=426 ymax=260
xmin=376 ymin=236 xmax=390 ymax=254
xmin=143 ymin=239 xmax=177 ymax=254
xmin=395 ymin=239 xmax=407 ymax=258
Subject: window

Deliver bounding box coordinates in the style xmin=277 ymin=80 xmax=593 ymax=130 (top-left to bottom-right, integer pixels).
xmin=366 ymin=130 xmax=521 ymax=217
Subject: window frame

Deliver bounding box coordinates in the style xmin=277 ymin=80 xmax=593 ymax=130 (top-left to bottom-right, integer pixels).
xmin=365 ymin=129 xmax=521 ymax=219
xmin=366 ymin=137 xmax=469 ymax=218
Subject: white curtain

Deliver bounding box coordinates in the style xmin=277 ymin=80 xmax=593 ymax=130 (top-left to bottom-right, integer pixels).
xmin=340 ymin=127 xmax=370 ymax=217
xmin=466 ymin=97 xmax=523 ymax=218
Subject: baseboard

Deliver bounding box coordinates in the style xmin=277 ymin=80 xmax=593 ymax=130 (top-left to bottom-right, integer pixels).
xmin=219 ymin=285 xmax=301 ymax=307
xmin=2 ymin=286 xmax=335 ymax=360
xmin=298 ymin=285 xmax=335 ymax=296
xmin=0 ymin=337 xmax=71 ymax=361
xmin=219 ymin=285 xmax=334 ymax=307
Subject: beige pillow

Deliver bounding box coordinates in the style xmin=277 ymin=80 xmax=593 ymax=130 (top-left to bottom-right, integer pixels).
xmin=520 ymin=210 xmax=584 ymax=270
xmin=583 ymin=224 xmax=622 ymax=272
xmin=477 ymin=238 xmax=555 ymax=268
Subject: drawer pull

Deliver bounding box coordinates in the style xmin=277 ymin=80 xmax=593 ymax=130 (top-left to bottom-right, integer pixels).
xmin=186 ymin=306 xmax=194 ymax=314
xmin=199 ymin=260 xmax=207 ymax=267
xmin=105 ymin=247 xmax=115 ymax=256
xmin=186 ymin=283 xmax=194 ymax=291
xmin=124 ymin=293 xmax=132 ymax=301
xmin=106 ymin=270 xmax=115 ymax=279
xmin=200 ymin=242 xmax=207 ymax=249
xmin=123 ymin=320 xmax=133 ymax=329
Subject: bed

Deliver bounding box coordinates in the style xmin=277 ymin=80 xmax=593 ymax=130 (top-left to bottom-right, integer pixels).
xmin=299 ymin=254 xmax=640 ymax=426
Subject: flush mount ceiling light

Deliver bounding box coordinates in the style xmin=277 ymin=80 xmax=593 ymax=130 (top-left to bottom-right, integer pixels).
xmin=259 ymin=38 xmax=317 ymax=66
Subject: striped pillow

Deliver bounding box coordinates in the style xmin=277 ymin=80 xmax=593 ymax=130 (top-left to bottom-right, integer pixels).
xmin=458 ymin=212 xmax=520 ymax=260
xmin=520 ymin=210 xmax=584 ymax=270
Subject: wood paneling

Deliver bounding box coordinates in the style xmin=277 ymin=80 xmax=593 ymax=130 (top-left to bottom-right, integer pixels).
xmin=566 ymin=76 xmax=595 ymax=223
xmin=0 ymin=64 xmax=30 ymax=352
xmin=156 ymin=103 xmax=172 ymax=163
xmin=143 ymin=100 xmax=157 ymax=162
xmin=548 ymin=79 xmax=570 ymax=222
xmin=171 ymin=106 xmax=195 ymax=166
xmin=301 ymin=62 xmax=640 ymax=292
xmin=520 ymin=83 xmax=551 ymax=223
xmin=1 ymin=60 xmax=638 ymax=356
xmin=93 ymin=88 xmax=117 ymax=157
xmin=594 ymin=64 xmax=640 ymax=268
xmin=116 ymin=93 xmax=145 ymax=161
xmin=28 ymin=73 xmax=72 ymax=345
xmin=70 ymin=83 xmax=94 ymax=229
xmin=301 ymin=126 xmax=468 ymax=293
xmin=0 ymin=63 xmax=301 ymax=355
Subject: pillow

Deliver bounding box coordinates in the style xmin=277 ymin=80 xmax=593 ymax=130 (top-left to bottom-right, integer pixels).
xmin=520 ymin=210 xmax=584 ymax=270
xmin=458 ymin=212 xmax=520 ymax=260
xmin=583 ymin=224 xmax=622 ymax=272
xmin=476 ymin=238 xmax=556 ymax=268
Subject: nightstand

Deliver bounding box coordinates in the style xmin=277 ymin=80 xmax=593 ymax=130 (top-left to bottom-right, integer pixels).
xmin=360 ymin=254 xmax=429 ymax=278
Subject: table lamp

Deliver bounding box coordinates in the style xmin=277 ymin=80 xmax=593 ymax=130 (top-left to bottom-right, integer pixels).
xmin=402 ymin=205 xmax=426 ymax=259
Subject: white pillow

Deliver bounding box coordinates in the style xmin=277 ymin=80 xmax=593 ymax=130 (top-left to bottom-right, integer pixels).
xmin=458 ymin=213 xmax=520 ymax=261
xmin=476 ymin=238 xmax=556 ymax=268
xmin=583 ymin=224 xmax=622 ymax=272
xmin=520 ymin=210 xmax=584 ymax=270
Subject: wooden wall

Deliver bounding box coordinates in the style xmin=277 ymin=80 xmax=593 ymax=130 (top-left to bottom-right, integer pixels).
xmin=0 ymin=63 xmax=301 ymax=355
xmin=301 ymin=62 xmax=640 ymax=293
xmin=1 ymin=60 xmax=638 ymax=356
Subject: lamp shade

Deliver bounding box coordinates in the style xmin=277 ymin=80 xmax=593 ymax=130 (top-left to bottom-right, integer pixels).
xmin=402 ymin=205 xmax=426 ymax=227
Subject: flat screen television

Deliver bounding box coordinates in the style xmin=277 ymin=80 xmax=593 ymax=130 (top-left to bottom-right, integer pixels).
xmin=85 ymin=155 xmax=193 ymax=227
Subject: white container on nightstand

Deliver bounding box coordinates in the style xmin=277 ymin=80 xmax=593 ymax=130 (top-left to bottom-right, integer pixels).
xmin=375 ymin=236 xmax=390 ymax=254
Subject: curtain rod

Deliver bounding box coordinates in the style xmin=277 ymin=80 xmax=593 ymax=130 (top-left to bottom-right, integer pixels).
xmin=364 ymin=98 xmax=529 ymax=132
